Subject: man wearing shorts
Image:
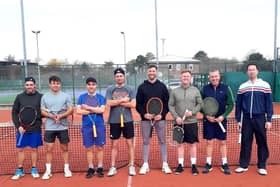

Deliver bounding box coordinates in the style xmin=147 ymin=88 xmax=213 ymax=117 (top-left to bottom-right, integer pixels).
xmin=169 ymin=70 xmax=202 ymax=175
xmin=11 ymin=77 xmax=43 ymax=180
xmin=76 ymin=77 xmax=106 ymax=178
xmin=106 ymin=68 xmax=136 ymax=176
xmin=201 ymin=69 xmax=234 ymax=175
xmin=136 ymin=64 xmax=172 ymax=175
xmin=235 ymin=63 xmax=273 ymax=175
xmin=41 ymin=75 xmax=73 ymax=179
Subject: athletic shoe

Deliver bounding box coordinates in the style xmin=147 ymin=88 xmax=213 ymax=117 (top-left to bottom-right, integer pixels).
xmin=129 ymin=165 xmax=136 ymax=176
xmin=31 ymin=167 xmax=40 ymax=178
xmin=42 ymin=171 xmax=52 ymax=180
xmin=235 ymin=167 xmax=248 ymax=173
xmin=11 ymin=168 xmax=25 ymax=180
xmin=139 ymin=163 xmax=149 ymax=175
xmin=85 ymin=168 xmax=95 ymax=179
xmin=202 ymin=163 xmax=213 ymax=174
xmin=174 ymin=164 xmax=184 ymax=174
xmin=258 ymin=168 xmax=267 ymax=176
xmin=64 ymin=168 xmax=72 ymax=178
xmin=221 ymin=164 xmax=231 ymax=175
xmin=96 ymin=167 xmax=104 ymax=178
xmin=162 ymin=163 xmax=172 ymax=174
xmin=191 ymin=164 xmax=199 ymax=176
xmin=107 ymin=167 xmax=117 ymax=177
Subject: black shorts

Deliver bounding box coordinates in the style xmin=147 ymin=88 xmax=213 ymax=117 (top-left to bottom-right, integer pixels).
xmin=110 ymin=122 xmax=134 ymax=140
xmin=174 ymin=123 xmax=199 ymax=144
xmin=44 ymin=130 xmax=70 ymax=144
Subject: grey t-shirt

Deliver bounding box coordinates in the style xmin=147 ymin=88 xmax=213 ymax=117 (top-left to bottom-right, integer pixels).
xmin=41 ymin=91 xmax=72 ymax=131
xmin=105 ymin=85 xmax=136 ymax=124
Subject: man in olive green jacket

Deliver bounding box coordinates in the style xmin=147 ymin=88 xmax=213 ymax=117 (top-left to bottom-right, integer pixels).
xmin=169 ymin=70 xmax=202 ymax=175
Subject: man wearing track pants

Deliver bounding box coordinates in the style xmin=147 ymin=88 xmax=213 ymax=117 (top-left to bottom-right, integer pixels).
xmin=235 ymin=63 xmax=273 ymax=175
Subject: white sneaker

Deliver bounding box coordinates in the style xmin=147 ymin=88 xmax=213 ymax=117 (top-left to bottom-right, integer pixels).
xmin=129 ymin=165 xmax=136 ymax=176
xmin=258 ymin=168 xmax=267 ymax=175
xmin=64 ymin=169 xmax=72 ymax=178
xmin=42 ymin=171 xmax=52 ymax=180
xmin=235 ymin=167 xmax=248 ymax=173
xmin=107 ymin=167 xmax=117 ymax=177
xmin=162 ymin=163 xmax=172 ymax=174
xmin=139 ymin=163 xmax=149 ymax=175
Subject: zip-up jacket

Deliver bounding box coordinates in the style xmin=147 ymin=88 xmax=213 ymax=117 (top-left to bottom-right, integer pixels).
xmin=12 ymin=91 xmax=43 ymax=133
xmin=169 ymin=84 xmax=202 ymax=124
xmin=235 ymin=78 xmax=273 ymax=122
xmin=136 ymin=79 xmax=169 ymax=121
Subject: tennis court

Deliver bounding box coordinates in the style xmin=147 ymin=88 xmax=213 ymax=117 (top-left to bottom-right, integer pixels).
xmin=0 ymin=105 xmax=280 ymax=186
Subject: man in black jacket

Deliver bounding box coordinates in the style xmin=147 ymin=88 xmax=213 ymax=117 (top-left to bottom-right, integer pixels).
xmin=136 ymin=65 xmax=171 ymax=174
xmin=11 ymin=77 xmax=43 ymax=180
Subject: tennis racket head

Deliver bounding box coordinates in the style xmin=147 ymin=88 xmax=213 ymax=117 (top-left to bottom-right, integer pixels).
xmin=18 ymin=106 xmax=37 ymax=129
xmin=202 ymin=97 xmax=219 ymax=116
xmin=146 ymin=97 xmax=163 ymax=116
xmin=173 ymin=126 xmax=184 ymax=144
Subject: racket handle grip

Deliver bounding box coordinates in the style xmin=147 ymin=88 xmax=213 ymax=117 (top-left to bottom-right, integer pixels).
xmin=218 ymin=122 xmax=226 ymax=133
xmin=120 ymin=114 xmax=124 ymax=128
xmin=17 ymin=134 xmax=24 ymax=146
xmin=238 ymin=132 xmax=242 ymax=144
xmin=182 ymin=109 xmax=188 ymax=121
xmin=93 ymin=125 xmax=97 ymax=138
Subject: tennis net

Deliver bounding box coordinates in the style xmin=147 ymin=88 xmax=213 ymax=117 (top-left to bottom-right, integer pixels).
xmin=1 ymin=116 xmax=280 ymax=175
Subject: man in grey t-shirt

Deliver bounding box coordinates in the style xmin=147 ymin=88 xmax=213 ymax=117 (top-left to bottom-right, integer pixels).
xmin=106 ymin=68 xmax=136 ymax=177
xmin=41 ymin=75 xmax=73 ymax=180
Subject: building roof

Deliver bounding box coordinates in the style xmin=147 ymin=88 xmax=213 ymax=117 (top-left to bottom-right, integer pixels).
xmin=148 ymin=55 xmax=200 ymax=64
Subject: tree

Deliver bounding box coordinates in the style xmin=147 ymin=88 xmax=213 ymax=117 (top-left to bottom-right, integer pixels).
xmin=104 ymin=61 xmax=114 ymax=67
xmin=47 ymin=58 xmax=64 ymax=66
xmin=193 ymin=50 xmax=209 ymax=61
xmin=4 ymin=54 xmax=16 ymax=61
xmin=136 ymin=55 xmax=147 ymax=73
xmin=243 ymin=52 xmax=272 ymax=71
xmin=145 ymin=52 xmax=155 ymax=61
xmin=126 ymin=59 xmax=137 ymax=74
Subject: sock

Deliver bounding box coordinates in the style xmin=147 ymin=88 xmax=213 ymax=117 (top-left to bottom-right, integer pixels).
xmin=64 ymin=163 xmax=69 ymax=170
xmin=206 ymin=157 xmax=212 ymax=165
xmin=88 ymin=163 xmax=94 ymax=169
xmin=163 ymin=162 xmax=168 ymax=167
xmin=97 ymin=163 xmax=103 ymax=168
xmin=190 ymin=157 xmax=197 ymax=165
xmin=178 ymin=158 xmax=184 ymax=166
xmin=46 ymin=163 xmax=51 ymax=173
xmin=222 ymin=157 xmax=227 ymax=165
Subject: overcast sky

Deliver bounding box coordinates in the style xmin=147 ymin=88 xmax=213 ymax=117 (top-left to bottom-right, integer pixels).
xmin=0 ymin=0 xmax=278 ymax=64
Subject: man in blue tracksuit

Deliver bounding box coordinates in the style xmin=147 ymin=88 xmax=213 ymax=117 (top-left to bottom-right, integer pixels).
xmin=235 ymin=63 xmax=273 ymax=176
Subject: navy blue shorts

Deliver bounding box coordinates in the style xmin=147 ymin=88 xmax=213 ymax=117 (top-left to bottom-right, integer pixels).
xmin=16 ymin=131 xmax=43 ymax=148
xmin=203 ymin=119 xmax=227 ymax=140
xmin=81 ymin=124 xmax=106 ymax=147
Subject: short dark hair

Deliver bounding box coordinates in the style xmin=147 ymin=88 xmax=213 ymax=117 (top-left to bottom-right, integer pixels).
xmin=181 ymin=69 xmax=192 ymax=75
xmin=246 ymin=63 xmax=259 ymax=70
xmin=148 ymin=64 xmax=157 ymax=70
xmin=49 ymin=75 xmax=61 ymax=83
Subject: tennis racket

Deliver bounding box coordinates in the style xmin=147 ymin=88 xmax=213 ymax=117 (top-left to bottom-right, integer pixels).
xmin=146 ymin=97 xmax=163 ymax=137
xmin=202 ymin=97 xmax=226 ymax=133
xmin=85 ymin=95 xmax=99 ymax=138
xmin=171 ymin=109 xmax=188 ymax=145
xmin=17 ymin=106 xmax=37 ymax=146
xmin=238 ymin=112 xmax=243 ymax=144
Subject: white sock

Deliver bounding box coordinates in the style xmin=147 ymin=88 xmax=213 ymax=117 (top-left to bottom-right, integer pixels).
xmin=46 ymin=163 xmax=51 ymax=173
xmin=97 ymin=163 xmax=103 ymax=168
xmin=222 ymin=157 xmax=227 ymax=165
xmin=190 ymin=157 xmax=197 ymax=165
xmin=88 ymin=164 xmax=94 ymax=169
xmin=178 ymin=158 xmax=184 ymax=166
xmin=163 ymin=162 xmax=168 ymax=166
xmin=64 ymin=163 xmax=70 ymax=170
xmin=206 ymin=157 xmax=212 ymax=165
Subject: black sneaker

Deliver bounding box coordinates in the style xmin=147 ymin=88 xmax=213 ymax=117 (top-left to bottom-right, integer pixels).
xmin=202 ymin=163 xmax=213 ymax=174
xmin=221 ymin=164 xmax=231 ymax=175
xmin=175 ymin=164 xmax=184 ymax=174
xmin=96 ymin=167 xmax=104 ymax=178
xmin=191 ymin=164 xmax=199 ymax=176
xmin=85 ymin=168 xmax=95 ymax=179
